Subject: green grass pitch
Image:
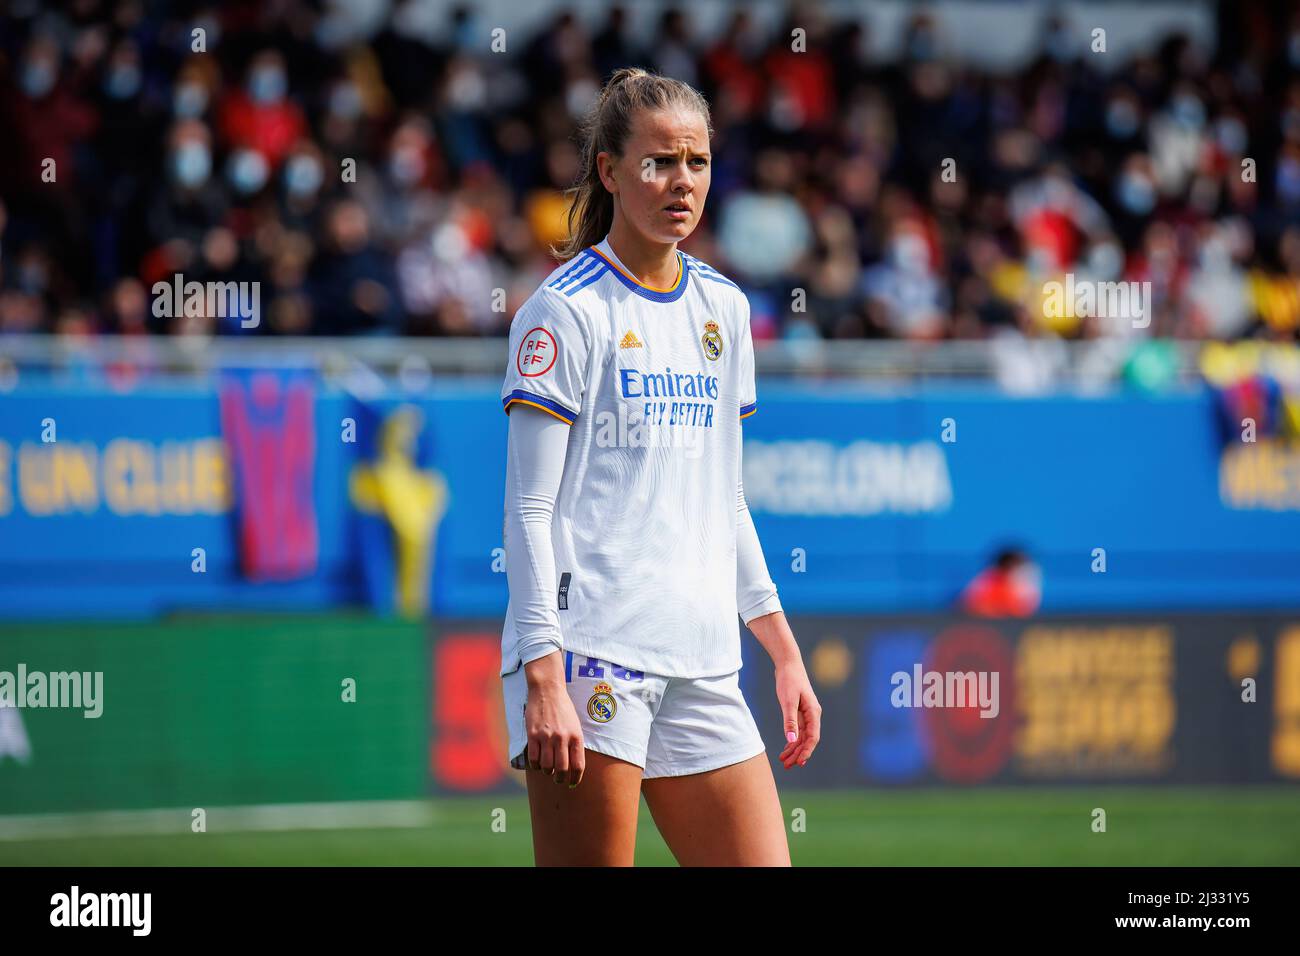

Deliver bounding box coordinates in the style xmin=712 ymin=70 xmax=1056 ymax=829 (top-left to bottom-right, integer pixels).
xmin=2 ymin=787 xmax=1297 ymax=866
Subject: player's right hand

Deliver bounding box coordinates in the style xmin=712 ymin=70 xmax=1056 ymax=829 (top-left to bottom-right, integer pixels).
xmin=522 ymin=652 xmax=587 ymax=788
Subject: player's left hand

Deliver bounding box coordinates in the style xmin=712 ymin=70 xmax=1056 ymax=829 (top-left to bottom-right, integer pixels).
xmin=775 ymin=662 xmax=821 ymax=770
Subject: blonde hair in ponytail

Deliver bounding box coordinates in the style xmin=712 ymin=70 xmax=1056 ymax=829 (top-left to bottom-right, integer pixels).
xmin=552 ymin=67 xmax=713 ymax=261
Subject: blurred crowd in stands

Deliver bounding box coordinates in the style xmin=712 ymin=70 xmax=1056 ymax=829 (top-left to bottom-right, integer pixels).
xmin=3 ymin=0 xmax=1300 ymax=343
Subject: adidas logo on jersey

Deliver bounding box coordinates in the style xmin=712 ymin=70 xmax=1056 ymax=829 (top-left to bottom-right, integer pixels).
xmin=619 ymin=331 xmax=643 ymax=349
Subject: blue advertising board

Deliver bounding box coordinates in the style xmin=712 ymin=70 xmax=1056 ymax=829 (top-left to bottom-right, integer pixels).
xmin=0 ymin=377 xmax=1297 ymax=618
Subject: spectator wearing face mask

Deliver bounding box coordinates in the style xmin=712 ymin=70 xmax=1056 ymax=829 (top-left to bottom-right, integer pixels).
xmin=172 ymin=59 xmax=217 ymax=121
xmin=142 ymin=120 xmax=228 ymax=285
xmin=278 ymin=140 xmax=328 ymax=233
xmin=146 ymin=120 xmax=226 ymax=238
xmin=861 ymin=220 xmax=948 ymax=339
xmin=361 ymin=116 xmax=446 ymax=252
xmin=2 ymin=2 xmax=1298 ymax=350
xmin=219 ymin=50 xmax=306 ymax=172
xmin=91 ymin=38 xmax=166 ymax=280
xmin=7 ymin=35 xmax=98 ymax=195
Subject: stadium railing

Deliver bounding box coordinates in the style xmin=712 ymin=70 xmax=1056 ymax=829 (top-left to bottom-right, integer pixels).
xmin=0 ymin=333 xmax=1207 ymax=387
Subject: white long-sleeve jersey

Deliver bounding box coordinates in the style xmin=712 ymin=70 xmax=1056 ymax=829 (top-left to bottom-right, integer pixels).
xmin=500 ymin=236 xmax=782 ymax=679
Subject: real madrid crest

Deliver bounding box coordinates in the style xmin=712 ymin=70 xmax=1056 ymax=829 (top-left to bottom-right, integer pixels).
xmin=701 ymin=320 xmax=723 ymax=361
xmin=587 ymin=682 xmax=617 ymax=723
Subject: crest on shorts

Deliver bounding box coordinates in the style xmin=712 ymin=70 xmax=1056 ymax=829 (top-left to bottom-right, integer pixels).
xmin=701 ymin=320 xmax=723 ymax=361
xmin=587 ymin=682 xmax=617 ymax=723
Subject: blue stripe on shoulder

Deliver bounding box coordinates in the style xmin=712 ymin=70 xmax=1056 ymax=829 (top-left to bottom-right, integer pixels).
xmin=564 ymin=264 xmax=609 ymax=296
xmin=682 ymin=253 xmax=722 ymax=274
xmin=683 ymin=255 xmax=740 ymax=285
xmin=686 ymin=262 xmax=741 ymax=290
xmin=550 ymin=254 xmax=601 ymax=292
xmin=546 ymin=259 xmax=583 ymax=288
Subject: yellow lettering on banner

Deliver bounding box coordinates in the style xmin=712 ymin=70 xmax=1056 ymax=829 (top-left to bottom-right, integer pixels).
xmin=1273 ymin=628 xmax=1300 ymax=777
xmin=1017 ymin=689 xmax=1055 ymax=758
xmin=1018 ymin=629 xmax=1043 ymax=672
xmin=104 ymin=438 xmax=132 ymax=514
xmin=1068 ymin=694 xmax=1091 ymax=752
xmin=1096 ymin=691 xmax=1122 ymax=751
xmin=1015 ymin=625 xmax=1175 ymax=774
xmin=193 ymin=438 xmax=231 ymax=513
xmin=17 ymin=442 xmax=100 ymax=514
xmin=1219 ymin=443 xmax=1255 ymax=506
xmin=1136 ymin=690 xmax=1175 ymax=755
xmin=18 ymin=442 xmax=55 ymax=515
xmin=1220 ymin=440 xmax=1300 ymax=510
xmin=105 ymin=439 xmax=160 ymax=515
xmin=160 ymin=441 xmax=191 ymax=513
xmin=1261 ymin=443 xmax=1285 ymax=501
xmin=132 ymin=441 xmax=161 ymax=514
xmin=1151 ymin=628 xmax=1174 ymax=679
xmin=54 ymin=443 xmax=98 ymax=512
xmin=0 ymin=440 xmax=10 ymax=516
xmin=1227 ymin=635 xmax=1260 ymax=680
xmin=6 ymin=437 xmax=230 ymax=518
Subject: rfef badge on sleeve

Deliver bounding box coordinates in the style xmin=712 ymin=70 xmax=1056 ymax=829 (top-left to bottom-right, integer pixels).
xmin=518 ymin=327 xmax=558 ymax=376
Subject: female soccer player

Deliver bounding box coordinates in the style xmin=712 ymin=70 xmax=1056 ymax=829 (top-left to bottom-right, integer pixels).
xmin=499 ymin=67 xmax=821 ymax=866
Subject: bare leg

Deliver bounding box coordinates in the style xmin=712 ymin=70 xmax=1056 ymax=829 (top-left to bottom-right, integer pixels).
xmin=640 ymin=753 xmax=790 ymax=866
xmin=526 ymin=749 xmax=645 ymax=866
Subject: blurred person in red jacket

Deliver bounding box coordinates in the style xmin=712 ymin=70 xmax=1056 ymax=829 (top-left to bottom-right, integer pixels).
xmin=960 ymin=547 xmax=1042 ymax=617
xmin=219 ymin=50 xmax=306 ymax=171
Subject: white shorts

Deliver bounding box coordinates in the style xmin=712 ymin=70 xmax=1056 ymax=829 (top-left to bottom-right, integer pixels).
xmin=504 ymin=651 xmax=766 ymax=778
